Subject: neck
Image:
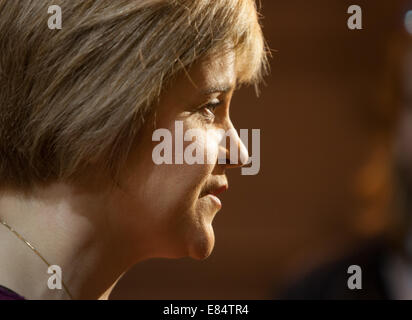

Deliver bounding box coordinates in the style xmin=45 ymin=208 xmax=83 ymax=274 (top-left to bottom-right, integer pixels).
xmin=0 ymin=183 xmax=148 ymax=300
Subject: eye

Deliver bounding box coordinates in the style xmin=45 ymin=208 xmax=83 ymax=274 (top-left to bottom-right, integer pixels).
xmin=199 ymin=98 xmax=222 ymax=119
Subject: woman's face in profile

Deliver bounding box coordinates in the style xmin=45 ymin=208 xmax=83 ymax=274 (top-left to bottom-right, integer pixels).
xmin=108 ymin=51 xmax=248 ymax=261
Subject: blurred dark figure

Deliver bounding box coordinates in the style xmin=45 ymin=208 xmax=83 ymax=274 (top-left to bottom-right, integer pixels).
xmin=277 ymin=10 xmax=412 ymax=300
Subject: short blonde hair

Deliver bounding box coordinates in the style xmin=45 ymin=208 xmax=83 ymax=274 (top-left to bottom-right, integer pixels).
xmin=0 ymin=0 xmax=269 ymax=191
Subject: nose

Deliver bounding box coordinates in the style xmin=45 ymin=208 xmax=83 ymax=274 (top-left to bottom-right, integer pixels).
xmin=218 ymin=122 xmax=249 ymax=169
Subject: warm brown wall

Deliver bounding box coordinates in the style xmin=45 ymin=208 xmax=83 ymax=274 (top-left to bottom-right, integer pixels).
xmin=110 ymin=0 xmax=407 ymax=299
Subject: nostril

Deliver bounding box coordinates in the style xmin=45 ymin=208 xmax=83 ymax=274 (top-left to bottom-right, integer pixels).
xmin=225 ymin=157 xmax=234 ymax=165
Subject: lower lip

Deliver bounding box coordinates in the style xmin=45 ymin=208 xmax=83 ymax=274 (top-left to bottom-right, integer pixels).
xmin=207 ymin=194 xmax=222 ymax=208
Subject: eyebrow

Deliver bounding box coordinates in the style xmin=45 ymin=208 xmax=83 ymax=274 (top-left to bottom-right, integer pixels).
xmin=200 ymin=84 xmax=235 ymax=96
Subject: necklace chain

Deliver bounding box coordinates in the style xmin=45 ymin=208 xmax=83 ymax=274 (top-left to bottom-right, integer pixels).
xmin=0 ymin=219 xmax=73 ymax=300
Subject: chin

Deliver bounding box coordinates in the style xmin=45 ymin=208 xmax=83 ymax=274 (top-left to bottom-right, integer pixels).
xmin=187 ymin=223 xmax=216 ymax=260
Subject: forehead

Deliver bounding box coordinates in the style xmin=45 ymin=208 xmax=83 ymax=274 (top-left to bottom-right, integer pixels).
xmin=188 ymin=51 xmax=237 ymax=90
xmin=151 ymin=50 xmax=237 ymax=127
xmin=167 ymin=51 xmax=237 ymax=104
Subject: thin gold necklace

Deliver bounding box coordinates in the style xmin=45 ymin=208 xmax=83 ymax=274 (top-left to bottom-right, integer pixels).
xmin=0 ymin=219 xmax=74 ymax=300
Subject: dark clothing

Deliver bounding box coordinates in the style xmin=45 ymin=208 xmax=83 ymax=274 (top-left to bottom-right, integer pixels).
xmin=278 ymin=240 xmax=392 ymax=300
xmin=0 ymin=285 xmax=25 ymax=300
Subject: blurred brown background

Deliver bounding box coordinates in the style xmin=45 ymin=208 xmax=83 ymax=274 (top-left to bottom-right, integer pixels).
xmin=110 ymin=0 xmax=409 ymax=299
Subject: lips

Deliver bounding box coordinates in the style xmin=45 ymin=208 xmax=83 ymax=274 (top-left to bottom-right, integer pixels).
xmin=210 ymin=185 xmax=228 ymax=197
xmin=200 ymin=182 xmax=228 ymax=198
xmin=206 ymin=185 xmax=228 ymax=208
xmin=200 ymin=182 xmax=228 ymax=209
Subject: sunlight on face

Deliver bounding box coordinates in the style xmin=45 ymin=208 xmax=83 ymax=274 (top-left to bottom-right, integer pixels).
xmin=111 ymin=51 xmax=248 ymax=261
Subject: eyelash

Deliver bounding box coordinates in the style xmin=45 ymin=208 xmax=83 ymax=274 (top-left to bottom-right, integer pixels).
xmin=200 ymin=99 xmax=222 ymax=118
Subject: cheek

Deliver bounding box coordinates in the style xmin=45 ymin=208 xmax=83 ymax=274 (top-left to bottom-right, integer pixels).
xmin=135 ymin=146 xmax=213 ymax=224
xmin=143 ymin=126 xmax=220 ymax=226
xmin=145 ymin=164 xmax=208 ymax=215
xmin=118 ymin=117 xmax=219 ymax=246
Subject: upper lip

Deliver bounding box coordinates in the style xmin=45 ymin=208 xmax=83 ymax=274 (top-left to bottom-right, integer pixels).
xmin=210 ymin=185 xmax=228 ymax=197
xmin=200 ymin=181 xmax=228 ymax=198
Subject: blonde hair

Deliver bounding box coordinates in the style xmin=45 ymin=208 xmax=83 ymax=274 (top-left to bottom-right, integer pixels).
xmin=0 ymin=0 xmax=269 ymax=191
